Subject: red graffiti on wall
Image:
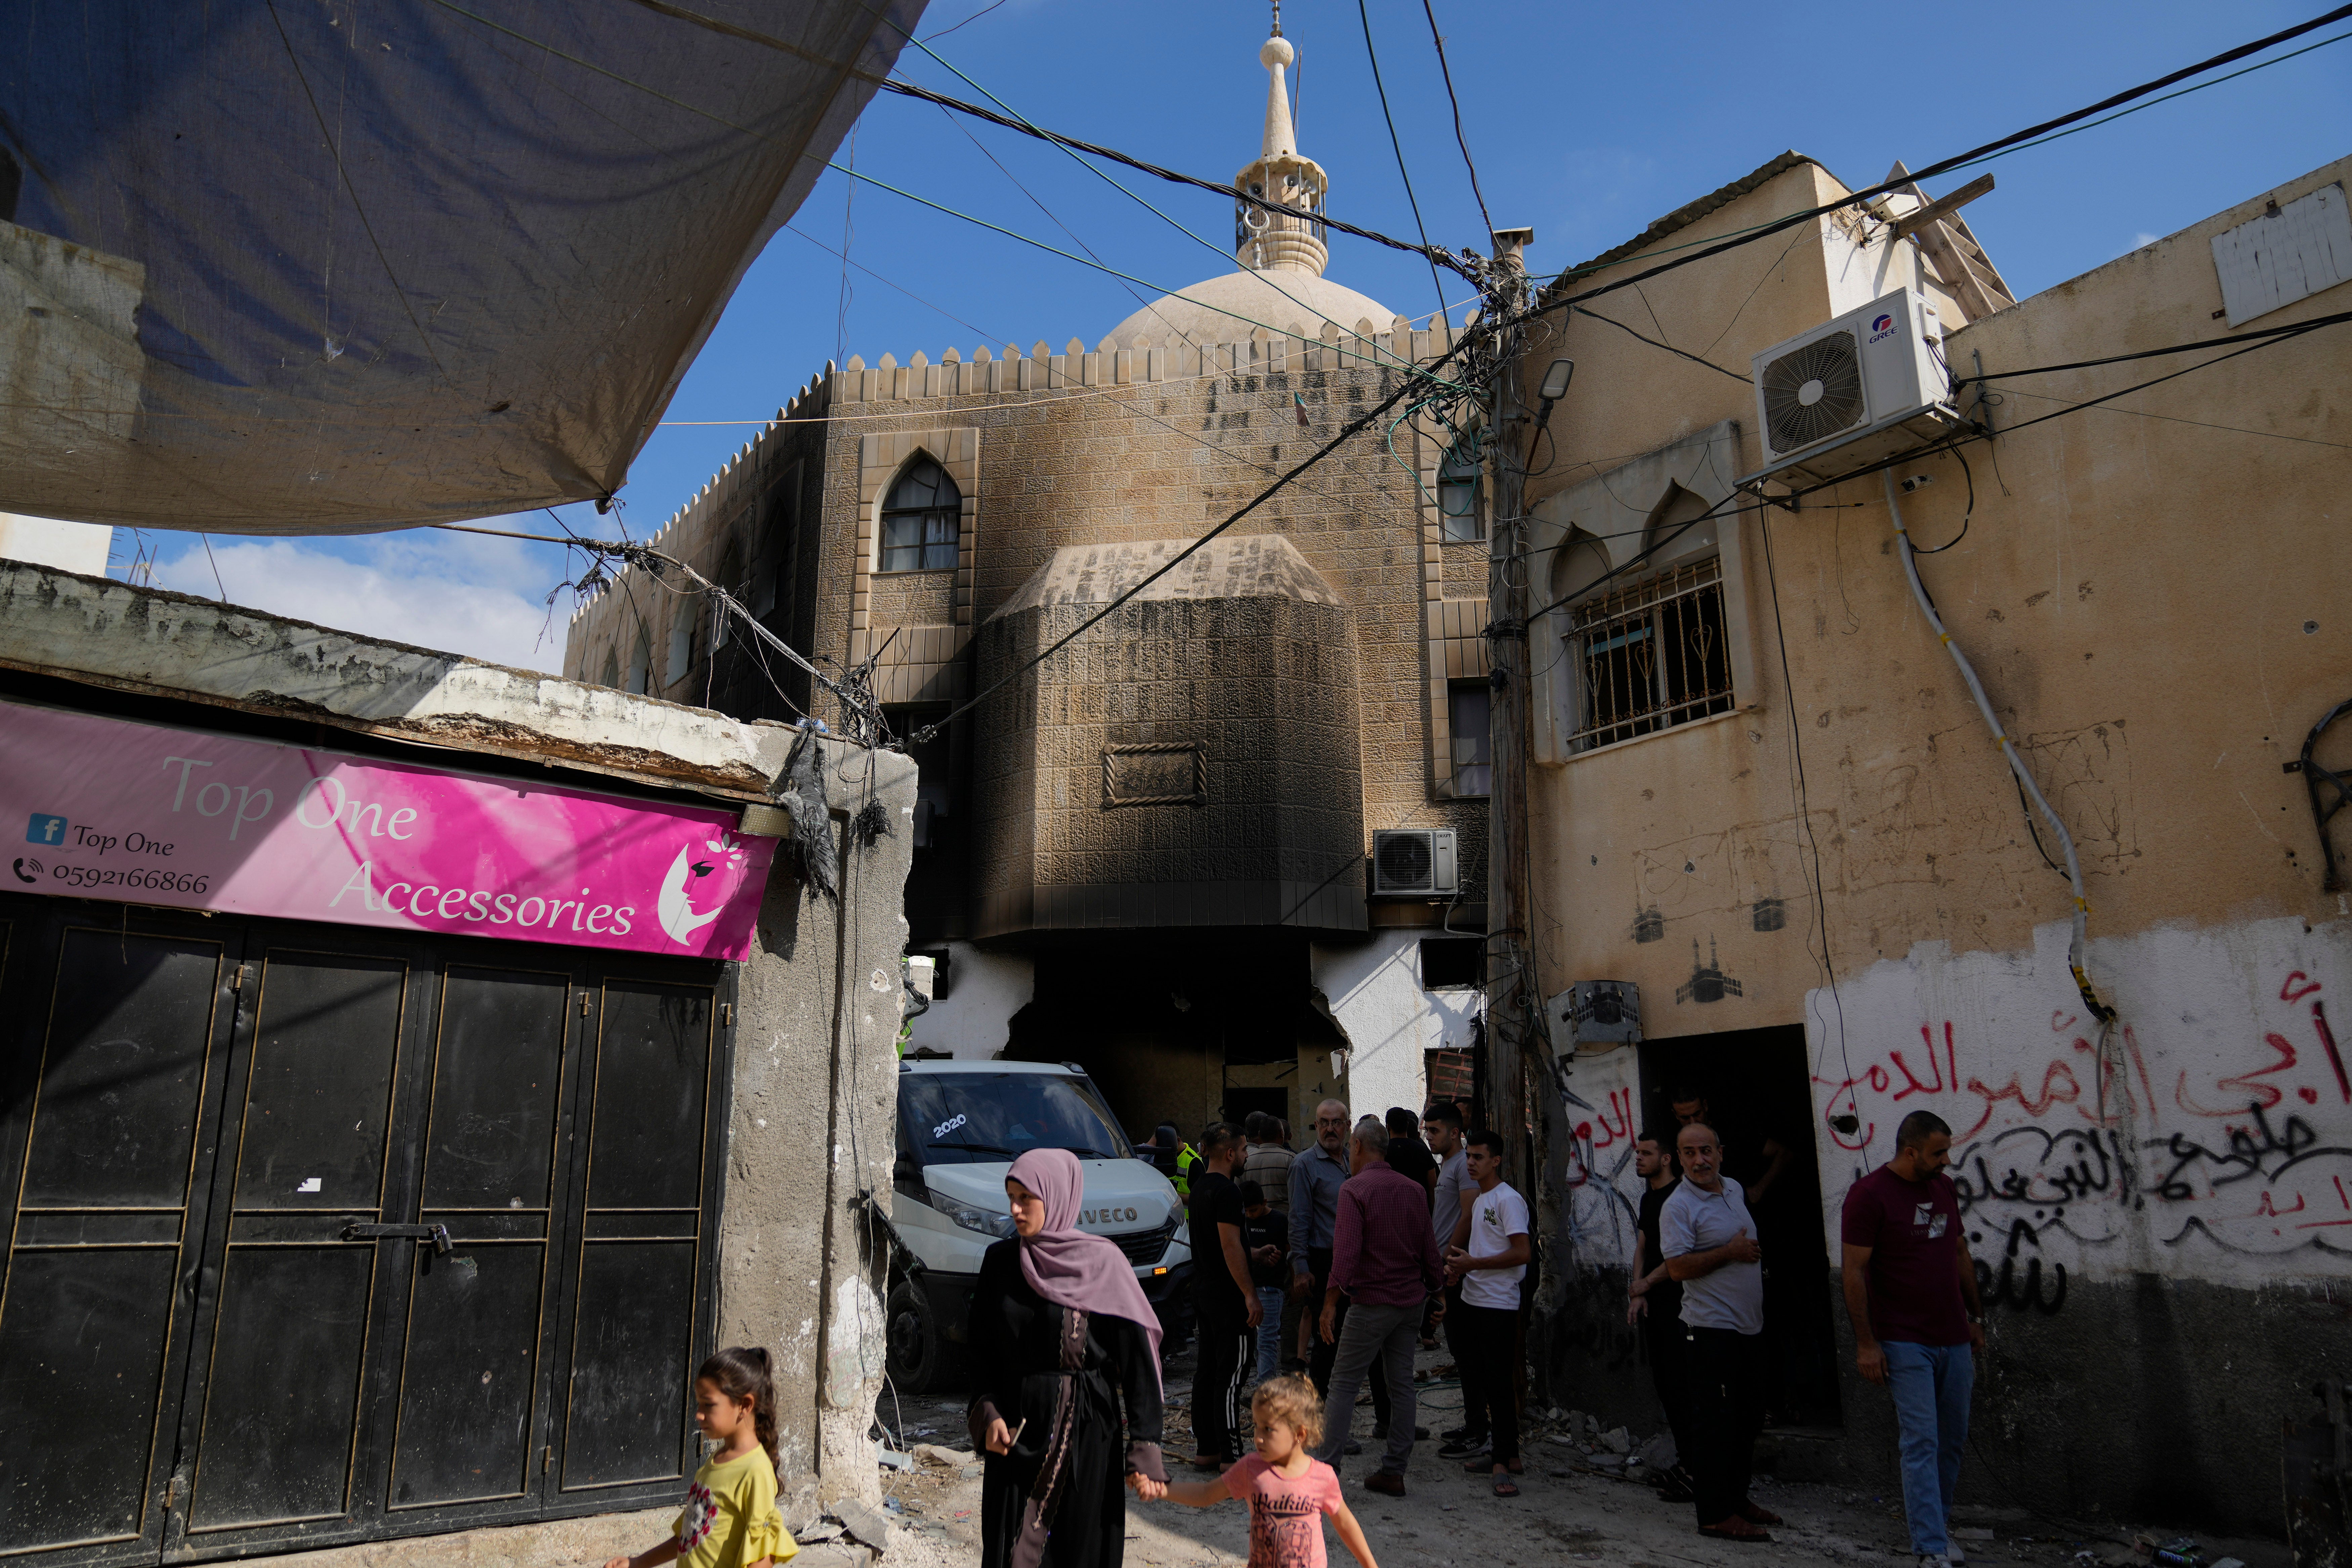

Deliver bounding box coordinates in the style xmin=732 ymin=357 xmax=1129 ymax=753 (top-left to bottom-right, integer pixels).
xmin=1818 ymin=968 xmax=2344 ymax=1149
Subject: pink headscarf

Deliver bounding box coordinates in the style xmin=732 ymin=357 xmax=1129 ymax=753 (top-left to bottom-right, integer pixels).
xmin=1006 ymin=1148 xmax=1164 ymax=1396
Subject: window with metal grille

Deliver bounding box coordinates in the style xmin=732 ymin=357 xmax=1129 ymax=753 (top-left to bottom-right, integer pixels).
xmin=1566 ymin=557 xmax=1733 ymax=752
xmin=880 ymin=458 xmax=960 ymax=573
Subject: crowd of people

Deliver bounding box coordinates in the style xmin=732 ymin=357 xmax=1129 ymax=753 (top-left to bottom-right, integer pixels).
xmin=1629 ymin=1099 xmax=1982 ymax=1556
xmin=948 ymin=1093 xmax=1981 ymax=1568
xmin=1162 ymin=1099 xmax=1529 ymax=1504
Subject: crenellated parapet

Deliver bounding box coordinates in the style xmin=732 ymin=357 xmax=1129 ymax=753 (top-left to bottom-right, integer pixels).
xmin=830 ymin=315 xmax=1460 ymax=404
xmin=564 ymin=369 xmax=833 ymax=627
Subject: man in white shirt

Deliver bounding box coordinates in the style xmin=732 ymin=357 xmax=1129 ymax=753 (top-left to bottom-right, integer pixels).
xmin=1439 ymin=1128 xmax=1528 ymax=1496
xmin=1662 ymin=1120 xmax=1778 ymax=1542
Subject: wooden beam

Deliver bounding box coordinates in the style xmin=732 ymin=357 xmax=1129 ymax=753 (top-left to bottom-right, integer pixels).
xmin=1890 ymin=173 xmax=1997 ymax=243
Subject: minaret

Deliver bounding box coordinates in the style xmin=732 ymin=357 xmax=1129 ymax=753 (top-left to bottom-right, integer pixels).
xmin=1232 ymin=13 xmax=1330 ymax=277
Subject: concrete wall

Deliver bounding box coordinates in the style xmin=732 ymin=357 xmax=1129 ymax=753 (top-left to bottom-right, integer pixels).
xmin=1310 ymin=928 xmax=1483 ymax=1121
xmin=723 ymin=735 xmax=916 ymax=1523
xmin=0 ymin=512 xmax=111 ymax=575
xmin=1519 ymin=153 xmax=2352 ymax=1531
xmin=902 ymin=940 xmax=1034 ymax=1058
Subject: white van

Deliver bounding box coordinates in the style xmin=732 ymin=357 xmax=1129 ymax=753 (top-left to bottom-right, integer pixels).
xmin=886 ymin=1058 xmax=1191 ymax=1392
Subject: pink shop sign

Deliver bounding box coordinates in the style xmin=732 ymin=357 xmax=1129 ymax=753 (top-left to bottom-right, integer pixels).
xmin=3 ymin=701 xmax=779 ymax=960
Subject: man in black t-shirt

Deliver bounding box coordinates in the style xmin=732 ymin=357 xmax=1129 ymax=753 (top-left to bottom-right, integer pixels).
xmin=1187 ymin=1122 xmax=1258 ymax=1467
xmin=1628 ymin=1129 xmax=1698 ymax=1502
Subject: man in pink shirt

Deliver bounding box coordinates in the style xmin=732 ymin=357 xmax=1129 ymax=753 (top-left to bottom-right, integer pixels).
xmin=1311 ymin=1116 xmax=1444 ymax=1495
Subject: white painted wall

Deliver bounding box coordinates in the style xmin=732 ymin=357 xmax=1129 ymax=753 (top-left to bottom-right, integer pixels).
xmin=1554 ymin=1044 xmax=1646 ymax=1274
xmin=903 ymin=940 xmax=1033 ymax=1059
xmin=1807 ymin=915 xmax=2352 ymax=1291
xmin=1309 ymin=928 xmax=1481 ymax=1121
xmin=0 ymin=513 xmax=110 ymax=576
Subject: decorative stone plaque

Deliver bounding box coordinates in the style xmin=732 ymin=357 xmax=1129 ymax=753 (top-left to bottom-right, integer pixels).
xmin=1102 ymin=743 xmax=1207 ymax=807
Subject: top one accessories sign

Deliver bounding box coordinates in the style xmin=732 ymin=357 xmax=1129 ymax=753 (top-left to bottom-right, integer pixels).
xmin=3 ymin=701 xmax=779 ymax=961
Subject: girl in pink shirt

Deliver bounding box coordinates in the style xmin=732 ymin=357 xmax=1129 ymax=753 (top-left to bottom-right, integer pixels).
xmin=1138 ymin=1375 xmax=1377 ymax=1568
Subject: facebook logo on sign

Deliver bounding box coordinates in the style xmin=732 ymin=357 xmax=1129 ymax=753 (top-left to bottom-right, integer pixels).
xmin=25 ymin=814 xmax=67 ymax=846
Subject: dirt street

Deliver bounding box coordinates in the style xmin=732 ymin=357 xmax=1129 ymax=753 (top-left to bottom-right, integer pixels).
xmin=868 ymin=1344 xmax=2286 ymax=1568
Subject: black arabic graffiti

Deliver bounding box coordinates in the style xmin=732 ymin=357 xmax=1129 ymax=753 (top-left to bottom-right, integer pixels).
xmin=1949 ymin=1125 xmax=2135 ymax=1217
xmin=1972 ymin=1219 xmax=2068 ymax=1315
xmin=2150 ymin=1103 xmax=2325 ymax=1201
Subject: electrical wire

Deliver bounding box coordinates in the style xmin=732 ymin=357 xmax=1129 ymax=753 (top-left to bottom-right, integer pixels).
xmin=420 ymin=0 xmax=1460 ymax=384
xmin=1959 ymin=305 xmax=2352 ymax=385
xmin=819 ymin=162 xmax=1464 ymax=384
xmin=1538 ymin=5 xmax=2352 ymax=312
xmin=1979 ymin=313 xmax=2347 ymax=439
xmin=1883 ymin=469 xmax=2114 ymax=1024
xmin=1902 ymin=441 xmax=1974 ymax=555
xmin=901 ymin=318 xmax=1497 ymax=744
xmin=917 ymin=100 xmax=1172 ymax=343
xmin=1418 ymin=0 xmax=1495 ymax=241
xmin=1756 ymin=507 xmax=1863 ymax=1169
xmin=607 ymin=0 xmax=1474 ymax=281
xmin=1982 ymin=386 xmax=2352 ymax=451
xmin=1357 ymin=0 xmax=1452 ymax=323
xmin=874 ymin=15 xmax=1417 ymax=374
xmin=1571 ymin=305 xmax=1751 ymax=383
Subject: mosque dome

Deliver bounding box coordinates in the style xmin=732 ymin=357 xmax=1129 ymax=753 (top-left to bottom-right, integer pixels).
xmin=1107 ymin=271 xmax=1398 ymax=350
xmin=1106 ymin=16 xmax=1396 ymax=349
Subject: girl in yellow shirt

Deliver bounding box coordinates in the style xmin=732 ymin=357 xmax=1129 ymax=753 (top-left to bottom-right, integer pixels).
xmin=605 ymin=1347 xmax=794 ymax=1568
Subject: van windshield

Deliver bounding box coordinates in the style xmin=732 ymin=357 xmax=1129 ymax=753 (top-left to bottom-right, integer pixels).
xmin=899 ymin=1073 xmax=1133 ymax=1166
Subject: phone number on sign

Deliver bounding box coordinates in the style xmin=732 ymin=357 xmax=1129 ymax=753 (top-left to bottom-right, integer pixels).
xmin=47 ymin=862 xmax=212 ymax=895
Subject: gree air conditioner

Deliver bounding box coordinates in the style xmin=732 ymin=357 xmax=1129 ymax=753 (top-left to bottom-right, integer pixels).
xmin=1737 ymin=288 xmax=1965 ymax=489
xmin=1370 ymin=829 xmax=1458 ymax=898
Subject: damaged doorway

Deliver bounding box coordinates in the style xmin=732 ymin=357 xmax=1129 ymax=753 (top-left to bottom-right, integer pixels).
xmin=1636 ymin=1024 xmax=1841 ymax=1430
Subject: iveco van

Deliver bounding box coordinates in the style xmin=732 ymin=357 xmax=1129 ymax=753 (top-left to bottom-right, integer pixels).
xmin=886 ymin=1058 xmax=1190 ymax=1392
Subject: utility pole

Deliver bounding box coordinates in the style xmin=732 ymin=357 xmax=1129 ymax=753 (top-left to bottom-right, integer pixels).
xmin=1482 ymin=226 xmax=1536 ymax=1184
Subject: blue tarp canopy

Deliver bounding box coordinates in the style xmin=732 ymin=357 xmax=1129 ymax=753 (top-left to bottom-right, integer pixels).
xmin=0 ymin=0 xmax=919 ymax=533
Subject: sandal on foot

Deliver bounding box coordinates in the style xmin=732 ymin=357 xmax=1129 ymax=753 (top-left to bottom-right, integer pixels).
xmin=1737 ymin=1502 xmax=1784 ymax=1526
xmin=1699 ymin=1518 xmax=1773 ymax=1543
xmin=1492 ymin=1477 xmax=1520 ymax=1497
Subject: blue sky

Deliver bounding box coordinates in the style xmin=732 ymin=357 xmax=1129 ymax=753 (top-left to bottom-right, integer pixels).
xmin=131 ymin=0 xmax=2352 ymax=670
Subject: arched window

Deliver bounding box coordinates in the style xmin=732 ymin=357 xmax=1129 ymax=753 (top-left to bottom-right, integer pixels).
xmin=625 ymin=627 xmax=650 ymax=694
xmin=880 ymin=458 xmax=960 ymax=572
xmin=600 ymin=646 xmax=621 ymax=688
xmin=1437 ymin=437 xmax=1484 ymax=543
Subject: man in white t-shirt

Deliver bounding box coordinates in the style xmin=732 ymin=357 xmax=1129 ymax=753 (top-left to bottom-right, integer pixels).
xmin=1439 ymin=1128 xmax=1529 ymax=1495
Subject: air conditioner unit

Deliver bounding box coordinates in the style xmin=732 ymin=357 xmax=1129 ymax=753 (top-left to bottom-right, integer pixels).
xmin=1738 ymin=288 xmax=1964 ymax=489
xmin=1371 ymin=829 xmax=1458 ymax=897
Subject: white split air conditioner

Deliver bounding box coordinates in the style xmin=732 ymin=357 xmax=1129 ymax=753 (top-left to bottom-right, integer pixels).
xmin=1371 ymin=829 xmax=1458 ymax=898
xmin=1737 ymin=288 xmax=1965 ymax=489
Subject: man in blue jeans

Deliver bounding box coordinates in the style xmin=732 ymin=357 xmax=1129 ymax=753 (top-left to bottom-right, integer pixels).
xmin=1841 ymin=1111 xmax=1987 ymax=1568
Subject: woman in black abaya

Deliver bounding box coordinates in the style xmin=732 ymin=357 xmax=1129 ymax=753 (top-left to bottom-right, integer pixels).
xmin=969 ymin=1148 xmax=1168 ymax=1568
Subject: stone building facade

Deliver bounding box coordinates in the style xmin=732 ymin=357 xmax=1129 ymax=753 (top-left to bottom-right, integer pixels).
xmin=563 ymin=23 xmax=1489 ymax=1138
xmin=1516 ymin=149 xmax=2352 ymax=1529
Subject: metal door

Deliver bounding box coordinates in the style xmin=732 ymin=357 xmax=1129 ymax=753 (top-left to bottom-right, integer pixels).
xmin=0 ymin=921 xmax=237 ymax=1565
xmin=556 ymin=979 xmax=718 ymax=1495
xmin=0 ymin=898 xmax=732 ymax=1567
xmin=166 ymin=945 xmax=416 ymax=1555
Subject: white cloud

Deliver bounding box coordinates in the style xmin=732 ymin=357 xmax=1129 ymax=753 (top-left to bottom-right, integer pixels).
xmin=148 ymin=527 xmax=576 ymax=673
xmin=2134 ymin=232 xmax=2160 ymax=250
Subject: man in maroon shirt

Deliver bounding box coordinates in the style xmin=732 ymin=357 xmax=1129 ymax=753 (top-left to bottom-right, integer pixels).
xmin=1841 ymin=1111 xmax=1987 ymax=1568
xmin=1312 ymin=1115 xmax=1443 ymax=1495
